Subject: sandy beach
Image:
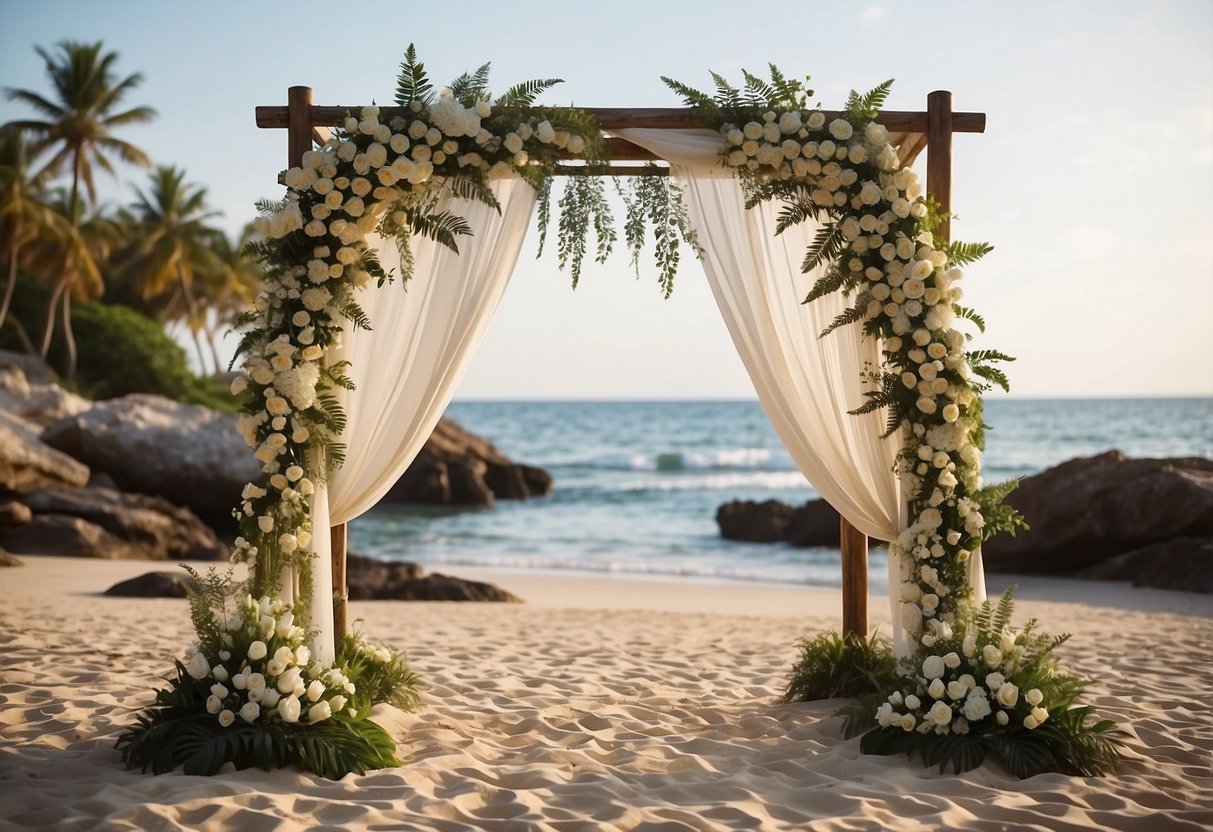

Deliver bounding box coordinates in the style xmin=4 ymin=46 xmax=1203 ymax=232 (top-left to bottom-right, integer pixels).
xmin=1 ymin=555 xmax=1210 ymax=831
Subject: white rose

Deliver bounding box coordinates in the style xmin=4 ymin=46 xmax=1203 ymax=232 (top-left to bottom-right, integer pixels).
xmin=247 ymin=641 xmax=268 ymax=661
xmin=278 ymin=695 xmax=301 ymax=723
xmin=307 ymin=701 xmax=332 ymax=724
xmin=916 ymin=397 xmax=937 ymax=415
xmin=305 ymin=679 xmax=326 ymax=702
xmin=828 ymin=118 xmax=853 ymax=140
xmin=927 ymin=700 xmax=953 ymax=726
xmin=996 ymin=682 xmax=1019 ymax=708
xmin=295 ymin=645 xmax=310 ymax=666
xmin=1025 ymin=688 xmax=1044 ymax=707
xmin=276 ymin=667 xmax=302 ymax=694
xmin=239 ymin=702 xmax=261 ymax=723
xmin=928 ymin=678 xmax=946 ymax=699
xmin=186 ymin=652 xmax=210 ymax=680
xmin=900 ymin=602 xmax=923 ymax=632
xmin=218 ymin=709 xmax=236 ymax=728
xmin=982 ymin=645 xmax=1004 ymax=668
xmin=922 ymin=655 xmax=946 ymax=680
xmin=206 ymin=695 xmax=222 ymax=714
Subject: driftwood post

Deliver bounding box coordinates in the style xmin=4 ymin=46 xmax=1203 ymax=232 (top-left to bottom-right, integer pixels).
xmin=839 ymin=518 xmax=868 ymax=637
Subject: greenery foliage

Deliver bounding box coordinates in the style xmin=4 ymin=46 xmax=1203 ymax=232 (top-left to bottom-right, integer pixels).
xmin=116 ymin=567 xmax=418 ymax=779
xmin=782 ymin=631 xmax=899 ymax=703
xmin=838 ymin=590 xmax=1128 ymax=778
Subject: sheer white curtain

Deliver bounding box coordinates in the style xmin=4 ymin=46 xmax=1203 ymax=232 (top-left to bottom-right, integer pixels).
xmin=617 ymin=129 xmax=917 ymax=649
xmin=305 ymin=177 xmax=537 ymax=663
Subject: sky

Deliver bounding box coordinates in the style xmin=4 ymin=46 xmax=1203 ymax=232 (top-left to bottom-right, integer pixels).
xmin=1 ymin=0 xmax=1211 ymax=399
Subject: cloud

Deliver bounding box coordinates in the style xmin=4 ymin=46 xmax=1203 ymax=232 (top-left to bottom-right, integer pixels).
xmin=859 ymin=5 xmax=888 ymax=25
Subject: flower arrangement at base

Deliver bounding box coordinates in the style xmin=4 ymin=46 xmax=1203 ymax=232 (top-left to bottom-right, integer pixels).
xmin=841 ymin=589 xmax=1129 ymax=777
xmin=665 ymin=66 xmax=1127 ymax=777
xmin=116 ymin=569 xmax=414 ymax=778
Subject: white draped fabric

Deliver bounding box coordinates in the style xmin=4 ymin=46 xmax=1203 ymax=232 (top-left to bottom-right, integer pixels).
xmin=293 ymin=132 xmax=986 ymax=663
xmin=304 ymin=177 xmax=537 ymax=663
xmin=617 ymin=128 xmax=988 ymax=655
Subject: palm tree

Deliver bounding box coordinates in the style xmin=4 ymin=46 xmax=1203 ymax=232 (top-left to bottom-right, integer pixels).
xmin=20 ymin=189 xmax=107 ymax=361
xmin=118 ymin=165 xmax=226 ymax=373
xmin=3 ymin=40 xmax=155 ymax=378
xmin=0 ymin=132 xmax=69 ymax=333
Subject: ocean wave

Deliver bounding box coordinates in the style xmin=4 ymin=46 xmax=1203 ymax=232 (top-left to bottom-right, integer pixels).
xmin=616 ymin=471 xmax=813 ymax=492
xmin=406 ymin=552 xmax=889 ymax=589
xmin=571 ymin=447 xmax=799 ymax=472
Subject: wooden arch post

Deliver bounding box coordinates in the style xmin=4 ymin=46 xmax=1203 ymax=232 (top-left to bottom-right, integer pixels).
xmin=256 ymin=88 xmax=981 ymax=641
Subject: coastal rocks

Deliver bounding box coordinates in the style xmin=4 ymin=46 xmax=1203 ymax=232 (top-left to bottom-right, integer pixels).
xmin=346 ymin=552 xmax=522 ymax=602
xmin=983 ymin=452 xmax=1213 ymax=577
xmin=0 ymin=410 xmax=91 ymax=493
xmin=1079 ymin=538 xmax=1213 ymax=593
xmin=0 ymin=487 xmax=228 ymax=561
xmin=0 ymin=361 xmax=89 ymax=427
xmin=41 ymin=394 xmax=261 ymax=533
xmin=104 ymin=571 xmax=197 ymax=598
xmin=386 ymin=418 xmax=553 ymax=507
xmin=717 ymin=498 xmax=841 ymax=546
xmin=717 ymin=499 xmax=793 ymax=543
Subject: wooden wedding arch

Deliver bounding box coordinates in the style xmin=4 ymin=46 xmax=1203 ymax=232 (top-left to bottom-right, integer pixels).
xmin=255 ymin=88 xmax=986 ymax=641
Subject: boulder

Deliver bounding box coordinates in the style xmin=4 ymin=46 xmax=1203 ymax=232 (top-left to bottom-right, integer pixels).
xmin=717 ymin=499 xmax=793 ymax=543
xmin=345 ymin=552 xmax=521 ymax=602
xmin=0 ymin=410 xmax=91 ymax=493
xmin=384 ymin=417 xmax=553 ymax=507
xmin=983 ymin=452 xmax=1213 ymax=575
xmin=12 ymin=487 xmax=227 ymax=561
xmin=0 ymin=514 xmax=135 ymax=558
xmin=104 ymin=570 xmax=197 ymax=598
xmin=1078 ymin=538 xmax=1213 ymax=593
xmin=40 ymin=394 xmax=261 ymax=533
xmin=0 ymin=500 xmax=32 ymax=526
xmin=0 ymin=362 xmax=90 ymax=428
xmin=0 ymin=549 xmax=21 ymax=567
xmin=786 ymin=500 xmax=842 ymax=547
xmin=0 ymin=350 xmax=55 ymax=385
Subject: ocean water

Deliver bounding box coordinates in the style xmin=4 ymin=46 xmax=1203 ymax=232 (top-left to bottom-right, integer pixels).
xmin=349 ymin=398 xmax=1212 ymax=589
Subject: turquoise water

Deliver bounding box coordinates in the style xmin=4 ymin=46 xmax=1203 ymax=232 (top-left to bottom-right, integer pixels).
xmin=349 ymin=398 xmax=1212 ymax=588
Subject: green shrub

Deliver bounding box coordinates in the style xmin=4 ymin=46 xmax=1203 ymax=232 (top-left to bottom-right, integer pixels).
xmin=0 ymin=275 xmax=232 ymax=406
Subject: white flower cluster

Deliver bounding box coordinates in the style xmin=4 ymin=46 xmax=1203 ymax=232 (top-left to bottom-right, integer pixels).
xmin=717 ymin=106 xmax=987 ymax=644
xmin=874 ymin=625 xmax=1050 ymax=735
xmin=183 ymin=594 xmax=357 ymax=727
xmin=231 ymin=94 xmax=597 ymax=599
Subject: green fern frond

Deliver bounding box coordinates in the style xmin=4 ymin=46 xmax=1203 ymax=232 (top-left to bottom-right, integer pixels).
xmin=947 ymin=240 xmax=994 ymax=266
xmin=709 ymin=71 xmax=744 ymax=110
xmin=820 ymin=293 xmax=870 ymax=337
xmin=846 ymin=79 xmax=894 ymax=121
xmin=394 ymin=44 xmax=434 ymax=107
xmin=804 ymin=264 xmax=849 ymax=305
xmin=953 ymin=304 xmax=986 ymax=333
xmin=495 ymin=78 xmax=564 ymax=109
xmin=660 ymin=76 xmax=718 ymax=115
xmin=742 ymin=69 xmax=778 ymax=107
xmin=448 ymin=62 xmax=491 ymax=104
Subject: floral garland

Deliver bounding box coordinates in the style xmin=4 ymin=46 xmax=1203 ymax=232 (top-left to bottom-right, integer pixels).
xmin=665 ymin=69 xmax=1125 ymax=776
xmin=228 ymin=49 xmax=609 ymax=603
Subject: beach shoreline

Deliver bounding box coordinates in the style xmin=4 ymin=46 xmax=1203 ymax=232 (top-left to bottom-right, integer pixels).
xmin=2 ymin=555 xmax=1211 ymax=831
